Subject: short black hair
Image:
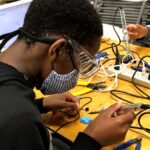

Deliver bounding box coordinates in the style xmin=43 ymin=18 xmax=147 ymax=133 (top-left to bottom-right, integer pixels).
xmin=21 ymin=0 xmax=103 ymax=46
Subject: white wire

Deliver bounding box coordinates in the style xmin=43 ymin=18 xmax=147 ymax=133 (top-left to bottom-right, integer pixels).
xmin=121 ymin=53 xmax=134 ymax=64
xmin=88 ymin=60 xmax=108 ymax=83
xmin=98 ymin=71 xmax=119 ymax=92
xmin=87 ymin=54 xmax=144 ymax=92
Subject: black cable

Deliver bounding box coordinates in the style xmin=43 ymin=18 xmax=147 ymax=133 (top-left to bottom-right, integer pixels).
xmin=110 ymin=90 xmax=150 ymax=134
xmin=111 ymin=90 xmax=150 ymax=101
xmin=55 ymin=113 xmax=80 ymax=132
xmin=110 ymin=90 xmax=133 ymax=104
xmin=130 ymin=110 xmax=150 ymax=134
xmin=100 ymin=7 xmax=122 ymax=53
xmin=131 ymin=55 xmax=150 ymax=98
xmin=137 ymin=112 xmax=150 ymax=133
xmin=79 ymin=97 xmax=93 ymax=110
xmin=102 ymin=58 xmax=116 ymax=65
xmin=110 ymin=56 xmax=150 ymax=103
xmin=48 ymin=97 xmax=93 ymax=133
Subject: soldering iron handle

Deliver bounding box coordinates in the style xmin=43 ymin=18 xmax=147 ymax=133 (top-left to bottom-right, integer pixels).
xmin=114 ymin=140 xmax=134 ymax=150
xmin=135 ymin=142 xmax=141 ymax=150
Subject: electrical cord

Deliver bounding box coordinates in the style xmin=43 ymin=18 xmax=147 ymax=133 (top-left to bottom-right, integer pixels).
xmin=109 ymin=56 xmax=150 ymax=134
xmin=46 ymin=97 xmax=93 ymax=133
xmin=131 ymin=56 xmax=150 ymax=99
xmin=110 ymin=55 xmax=150 ymax=102
xmin=100 ymin=7 xmax=122 ymax=53
xmin=110 ymin=90 xmax=150 ymax=134
xmin=102 ymin=58 xmax=116 ymax=65
xmin=110 ymin=90 xmax=150 ymax=102
xmin=110 ymin=89 xmax=150 ymax=134
xmin=131 ymin=110 xmax=150 ymax=134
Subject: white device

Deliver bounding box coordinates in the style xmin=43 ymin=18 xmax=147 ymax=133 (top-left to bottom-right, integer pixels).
xmin=0 ymin=0 xmax=32 ymax=50
xmin=107 ymin=65 xmax=150 ymax=89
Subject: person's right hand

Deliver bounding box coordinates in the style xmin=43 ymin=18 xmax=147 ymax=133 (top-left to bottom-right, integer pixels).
xmin=84 ymin=103 xmax=135 ymax=146
xmin=127 ymin=24 xmax=148 ymax=40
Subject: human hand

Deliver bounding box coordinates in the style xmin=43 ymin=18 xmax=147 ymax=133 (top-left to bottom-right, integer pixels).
xmin=84 ymin=103 xmax=135 ymax=146
xmin=127 ymin=24 xmax=148 ymax=40
xmin=43 ymin=92 xmax=80 ymax=112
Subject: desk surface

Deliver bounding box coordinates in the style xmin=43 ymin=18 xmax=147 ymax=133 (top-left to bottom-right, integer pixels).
xmin=36 ymin=40 xmax=150 ymax=150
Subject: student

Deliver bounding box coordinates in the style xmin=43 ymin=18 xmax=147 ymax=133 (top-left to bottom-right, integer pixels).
xmin=0 ymin=0 xmax=135 ymax=150
xmin=127 ymin=24 xmax=150 ymax=47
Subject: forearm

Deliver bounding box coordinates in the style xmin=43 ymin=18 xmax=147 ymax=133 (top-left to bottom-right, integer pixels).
xmin=71 ymin=132 xmax=102 ymax=150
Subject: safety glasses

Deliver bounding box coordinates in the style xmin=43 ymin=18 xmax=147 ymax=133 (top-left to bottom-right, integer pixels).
xmin=66 ymin=39 xmax=99 ymax=79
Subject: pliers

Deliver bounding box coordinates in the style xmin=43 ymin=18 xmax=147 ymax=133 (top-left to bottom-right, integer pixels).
xmin=77 ymin=81 xmax=107 ymax=90
xmin=72 ymin=81 xmax=107 ymax=96
xmin=114 ymin=137 xmax=142 ymax=150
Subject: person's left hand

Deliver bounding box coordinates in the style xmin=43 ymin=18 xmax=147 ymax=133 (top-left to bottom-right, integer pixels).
xmin=43 ymin=92 xmax=80 ymax=112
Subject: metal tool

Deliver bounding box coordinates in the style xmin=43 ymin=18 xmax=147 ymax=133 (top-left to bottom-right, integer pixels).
xmin=120 ymin=103 xmax=150 ymax=111
xmin=77 ymin=81 xmax=107 ymax=90
xmin=114 ymin=137 xmax=142 ymax=150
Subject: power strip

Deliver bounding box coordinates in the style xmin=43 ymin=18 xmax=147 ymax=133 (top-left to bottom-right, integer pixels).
xmin=107 ymin=66 xmax=150 ymax=89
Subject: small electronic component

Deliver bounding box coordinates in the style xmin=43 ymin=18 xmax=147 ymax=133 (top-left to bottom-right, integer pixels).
xmin=80 ymin=116 xmax=92 ymax=125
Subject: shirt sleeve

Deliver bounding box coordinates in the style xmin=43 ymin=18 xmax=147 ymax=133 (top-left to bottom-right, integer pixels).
xmin=36 ymin=98 xmax=48 ymax=113
xmin=71 ymin=132 xmax=102 ymax=150
xmin=0 ymin=112 xmax=49 ymax=150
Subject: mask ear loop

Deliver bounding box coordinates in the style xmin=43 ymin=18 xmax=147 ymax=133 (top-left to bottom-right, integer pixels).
xmin=66 ymin=44 xmax=78 ymax=71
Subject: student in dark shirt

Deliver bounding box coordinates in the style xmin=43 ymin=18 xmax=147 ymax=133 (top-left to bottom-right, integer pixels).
xmin=0 ymin=0 xmax=135 ymax=149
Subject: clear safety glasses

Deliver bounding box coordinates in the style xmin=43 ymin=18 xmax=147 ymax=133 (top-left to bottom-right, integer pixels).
xmin=67 ymin=39 xmax=99 ymax=79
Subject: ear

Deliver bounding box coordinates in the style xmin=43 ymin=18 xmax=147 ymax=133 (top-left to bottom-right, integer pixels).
xmin=48 ymin=38 xmax=67 ymax=61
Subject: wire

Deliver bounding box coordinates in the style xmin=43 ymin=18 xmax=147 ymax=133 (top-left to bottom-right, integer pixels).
xmin=130 ymin=110 xmax=150 ymax=134
xmin=111 ymin=90 xmax=150 ymax=100
xmin=109 ymin=55 xmax=150 ymax=102
xmin=131 ymin=56 xmax=150 ymax=98
xmin=48 ymin=97 xmax=93 ymax=133
xmin=102 ymin=58 xmax=116 ymax=65
xmin=110 ymin=90 xmax=133 ymax=104
xmin=110 ymin=90 xmax=150 ymax=134
xmin=55 ymin=113 xmax=80 ymax=132
xmin=79 ymin=97 xmax=93 ymax=110
xmin=100 ymin=7 xmax=122 ymax=53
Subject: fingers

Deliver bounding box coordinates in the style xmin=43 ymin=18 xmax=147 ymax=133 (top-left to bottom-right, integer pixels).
xmin=103 ymin=103 xmax=122 ymax=117
xmin=118 ymin=111 xmax=136 ymax=125
xmin=127 ymin=24 xmax=137 ymax=32
xmin=64 ymin=92 xmax=80 ymax=109
xmin=62 ymin=101 xmax=79 ymax=111
xmin=64 ymin=92 xmax=78 ymax=102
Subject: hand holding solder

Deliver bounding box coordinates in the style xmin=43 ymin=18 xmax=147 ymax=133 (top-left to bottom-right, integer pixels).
xmin=84 ymin=103 xmax=135 ymax=146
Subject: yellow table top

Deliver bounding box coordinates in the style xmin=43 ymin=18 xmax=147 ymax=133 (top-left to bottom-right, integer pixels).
xmin=35 ymin=40 xmax=150 ymax=150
